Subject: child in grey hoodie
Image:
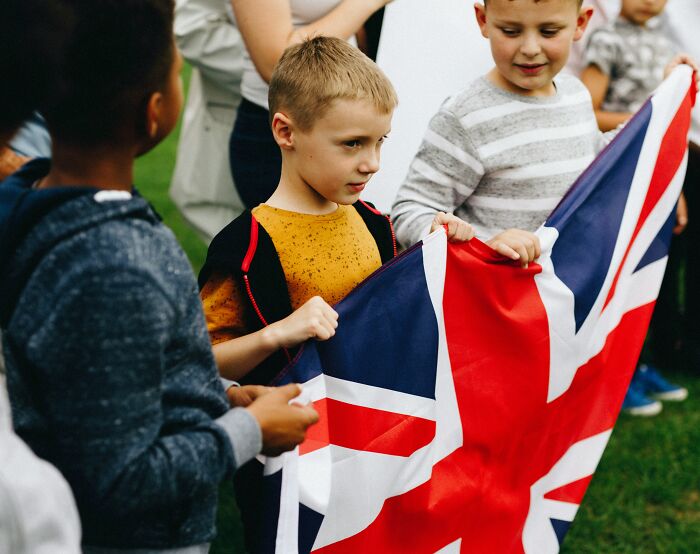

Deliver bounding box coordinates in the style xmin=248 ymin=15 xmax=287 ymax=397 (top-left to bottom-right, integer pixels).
xmin=0 ymin=0 xmax=318 ymax=551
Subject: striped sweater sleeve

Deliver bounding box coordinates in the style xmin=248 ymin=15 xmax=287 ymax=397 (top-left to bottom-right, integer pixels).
xmin=391 ymin=105 xmax=484 ymax=248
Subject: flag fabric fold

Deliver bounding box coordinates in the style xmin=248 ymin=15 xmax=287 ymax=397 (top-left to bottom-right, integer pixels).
xmin=255 ymin=66 xmax=695 ymax=553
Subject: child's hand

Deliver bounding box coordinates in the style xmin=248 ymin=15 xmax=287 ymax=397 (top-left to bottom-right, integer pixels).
xmin=226 ymin=384 xmax=270 ymax=407
xmin=664 ymin=53 xmax=700 ymax=88
xmin=430 ymin=212 xmax=475 ymax=243
xmin=268 ymin=296 xmax=338 ymax=349
xmin=673 ymin=192 xmax=688 ymax=235
xmin=487 ymin=228 xmax=541 ymax=268
xmin=246 ymin=383 xmax=319 ymax=457
xmin=0 ymin=147 xmax=30 ymax=181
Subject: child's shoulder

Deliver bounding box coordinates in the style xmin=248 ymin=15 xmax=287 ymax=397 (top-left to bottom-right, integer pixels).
xmin=555 ymin=72 xmax=592 ymax=99
xmin=437 ymin=74 xmax=590 ymax=125
xmin=587 ymin=18 xmax=632 ymax=48
xmin=435 ymin=77 xmax=514 ymax=123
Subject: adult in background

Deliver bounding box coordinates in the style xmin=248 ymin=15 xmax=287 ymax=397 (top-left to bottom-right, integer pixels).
xmin=660 ymin=1 xmax=700 ymax=373
xmin=170 ymin=0 xmax=246 ymax=242
xmin=0 ymin=0 xmax=81 ymax=551
xmin=228 ymin=0 xmax=395 ymax=208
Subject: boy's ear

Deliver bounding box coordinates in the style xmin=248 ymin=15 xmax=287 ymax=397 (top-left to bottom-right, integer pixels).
xmin=271 ymin=112 xmax=295 ymax=150
xmin=145 ymin=91 xmax=163 ymax=139
xmin=474 ymin=3 xmax=488 ymax=38
xmin=573 ymin=6 xmax=594 ymax=41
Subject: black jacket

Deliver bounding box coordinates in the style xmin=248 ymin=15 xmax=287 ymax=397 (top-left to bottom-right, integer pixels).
xmin=199 ymin=200 xmax=397 ymax=384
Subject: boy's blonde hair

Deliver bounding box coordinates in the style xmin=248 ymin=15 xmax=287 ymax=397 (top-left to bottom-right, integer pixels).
xmin=269 ymin=36 xmax=398 ymax=131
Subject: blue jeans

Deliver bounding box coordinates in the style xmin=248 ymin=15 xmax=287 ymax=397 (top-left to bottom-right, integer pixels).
xmin=228 ymin=99 xmax=281 ymax=208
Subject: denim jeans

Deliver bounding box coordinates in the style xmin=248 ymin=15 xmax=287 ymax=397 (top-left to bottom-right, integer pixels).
xmin=228 ymin=99 xmax=282 ymax=208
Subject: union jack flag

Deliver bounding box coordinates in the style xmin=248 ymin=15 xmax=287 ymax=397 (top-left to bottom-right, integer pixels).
xmin=254 ymin=66 xmax=695 ymax=553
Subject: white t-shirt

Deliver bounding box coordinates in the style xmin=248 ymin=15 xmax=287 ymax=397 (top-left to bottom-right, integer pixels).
xmin=661 ymin=1 xmax=700 ymax=145
xmin=237 ymin=0 xmax=356 ymax=109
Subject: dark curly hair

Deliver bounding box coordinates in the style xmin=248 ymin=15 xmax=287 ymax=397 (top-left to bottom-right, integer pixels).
xmin=43 ymin=0 xmax=175 ymax=146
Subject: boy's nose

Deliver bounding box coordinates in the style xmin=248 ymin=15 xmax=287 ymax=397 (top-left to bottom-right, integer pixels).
xmin=519 ymin=34 xmax=541 ymax=57
xmin=360 ymin=149 xmax=381 ymax=174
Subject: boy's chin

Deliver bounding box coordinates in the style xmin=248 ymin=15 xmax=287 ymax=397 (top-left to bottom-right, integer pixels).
xmin=135 ymin=138 xmax=160 ymax=158
xmin=135 ymin=130 xmax=172 ymax=157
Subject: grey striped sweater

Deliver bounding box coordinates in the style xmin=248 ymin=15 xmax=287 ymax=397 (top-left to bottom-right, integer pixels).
xmin=392 ymin=74 xmax=606 ymax=246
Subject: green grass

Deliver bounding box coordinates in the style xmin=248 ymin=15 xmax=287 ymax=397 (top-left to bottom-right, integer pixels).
xmin=562 ymin=372 xmax=700 ymax=553
xmin=134 ymin=66 xmax=700 ymax=553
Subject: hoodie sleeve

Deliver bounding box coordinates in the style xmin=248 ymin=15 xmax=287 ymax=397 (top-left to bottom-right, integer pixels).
xmin=21 ymin=263 xmax=244 ymax=529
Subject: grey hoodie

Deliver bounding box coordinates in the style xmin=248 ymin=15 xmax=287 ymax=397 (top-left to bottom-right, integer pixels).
xmin=0 ymin=160 xmax=260 ymax=549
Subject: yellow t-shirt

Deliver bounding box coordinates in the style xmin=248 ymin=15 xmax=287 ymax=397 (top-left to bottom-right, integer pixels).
xmin=201 ymin=204 xmax=382 ymax=343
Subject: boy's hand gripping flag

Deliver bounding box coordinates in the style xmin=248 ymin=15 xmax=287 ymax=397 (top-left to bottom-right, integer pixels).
xmin=254 ymin=66 xmax=695 ymax=553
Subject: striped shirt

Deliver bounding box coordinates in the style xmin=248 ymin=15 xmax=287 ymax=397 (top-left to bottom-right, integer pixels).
xmin=391 ymin=74 xmax=605 ymax=246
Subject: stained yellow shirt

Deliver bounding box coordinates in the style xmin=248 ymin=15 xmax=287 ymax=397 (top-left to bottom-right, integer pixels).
xmin=201 ymin=204 xmax=382 ymax=343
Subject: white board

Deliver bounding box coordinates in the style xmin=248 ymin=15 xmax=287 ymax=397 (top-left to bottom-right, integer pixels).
xmin=366 ymin=0 xmax=494 ymax=213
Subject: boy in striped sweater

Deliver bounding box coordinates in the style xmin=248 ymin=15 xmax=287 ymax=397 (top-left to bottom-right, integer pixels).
xmin=392 ymin=0 xmax=598 ymax=264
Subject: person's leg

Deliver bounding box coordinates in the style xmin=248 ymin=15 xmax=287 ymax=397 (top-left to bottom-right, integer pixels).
xmin=228 ymin=99 xmax=282 ymax=209
xmin=683 ymin=146 xmax=700 ymax=372
xmin=645 ymin=232 xmax=683 ymax=368
xmin=233 ymin=459 xmax=266 ymax=553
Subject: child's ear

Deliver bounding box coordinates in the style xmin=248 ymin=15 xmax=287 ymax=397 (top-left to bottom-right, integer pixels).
xmin=145 ymin=91 xmax=163 ymax=139
xmin=474 ymin=3 xmax=488 ymax=38
xmin=271 ymin=112 xmax=295 ymax=150
xmin=573 ymin=6 xmax=594 ymax=41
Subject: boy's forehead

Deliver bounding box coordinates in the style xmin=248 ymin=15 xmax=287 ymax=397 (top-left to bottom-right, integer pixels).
xmin=484 ymin=0 xmax=581 ymax=19
xmin=312 ymin=98 xmax=393 ymax=134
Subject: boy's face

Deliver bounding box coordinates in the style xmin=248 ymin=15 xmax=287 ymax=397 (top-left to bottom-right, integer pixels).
xmin=139 ymin=43 xmax=184 ymax=155
xmin=475 ymin=0 xmax=592 ymax=97
xmin=288 ymin=98 xmax=393 ymax=206
xmin=620 ymin=0 xmax=668 ymax=25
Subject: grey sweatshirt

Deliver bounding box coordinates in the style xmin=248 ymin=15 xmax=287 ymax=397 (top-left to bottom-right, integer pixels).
xmin=391 ymin=74 xmax=605 ymax=246
xmin=0 ymin=160 xmax=260 ymax=549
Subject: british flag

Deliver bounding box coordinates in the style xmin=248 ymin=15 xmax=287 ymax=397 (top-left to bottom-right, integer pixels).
xmin=255 ymin=66 xmax=695 ymax=553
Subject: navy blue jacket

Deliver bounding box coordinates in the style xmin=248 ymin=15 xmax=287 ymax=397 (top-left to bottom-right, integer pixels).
xmin=0 ymin=160 xmax=250 ymax=548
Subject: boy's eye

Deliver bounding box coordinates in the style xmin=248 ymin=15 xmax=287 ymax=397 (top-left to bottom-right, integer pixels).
xmin=378 ymin=135 xmax=388 ymax=144
xmin=344 ymin=140 xmax=361 ymax=148
xmin=500 ymin=27 xmax=520 ymax=37
xmin=541 ymin=28 xmax=560 ymax=37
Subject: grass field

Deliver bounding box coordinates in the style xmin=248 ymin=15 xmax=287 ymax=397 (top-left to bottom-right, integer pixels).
xmin=133 ymin=68 xmax=700 ymax=553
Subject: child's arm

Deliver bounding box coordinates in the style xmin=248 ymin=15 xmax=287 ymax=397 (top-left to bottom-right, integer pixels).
xmin=580 ymin=27 xmax=633 ymax=132
xmin=213 ymin=296 xmax=338 ymax=380
xmin=674 ymin=192 xmax=688 ymax=235
xmin=580 ymin=65 xmax=632 ymax=132
xmin=25 ymin=266 xmax=258 ymax=522
xmin=392 ymin=107 xmax=484 ymax=247
xmin=0 ymin=146 xmax=29 ymax=180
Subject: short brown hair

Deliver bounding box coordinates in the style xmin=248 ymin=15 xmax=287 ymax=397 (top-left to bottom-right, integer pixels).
xmin=269 ymin=36 xmax=398 ymax=131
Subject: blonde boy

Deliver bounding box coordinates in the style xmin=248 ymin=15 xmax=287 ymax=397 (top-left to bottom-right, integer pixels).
xmin=392 ymin=0 xmax=598 ymax=265
xmin=199 ymin=38 xmax=404 ymax=549
xmin=200 ymin=37 xmax=400 ymax=386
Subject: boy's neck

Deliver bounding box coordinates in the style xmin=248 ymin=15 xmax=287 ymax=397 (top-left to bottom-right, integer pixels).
xmin=486 ymin=68 xmax=556 ymax=98
xmin=619 ymin=11 xmax=647 ymax=28
xmin=40 ymin=142 xmax=135 ymax=191
xmin=620 ymin=14 xmax=647 ymax=27
xmin=265 ymin=162 xmax=338 ymax=215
